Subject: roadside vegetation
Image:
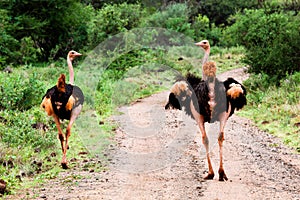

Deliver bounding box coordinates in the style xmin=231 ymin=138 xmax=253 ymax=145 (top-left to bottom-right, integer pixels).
xmin=0 ymin=0 xmax=299 ymax=196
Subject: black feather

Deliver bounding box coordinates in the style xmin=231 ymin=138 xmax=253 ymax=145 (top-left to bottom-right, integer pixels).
xmin=193 ymin=79 xmax=227 ymax=122
xmin=165 ymin=93 xmax=181 ymax=110
xmin=166 ymin=74 xmax=247 ymax=123
xmin=223 ymin=78 xmax=247 ymax=117
xmin=43 ymin=84 xmax=84 ymax=120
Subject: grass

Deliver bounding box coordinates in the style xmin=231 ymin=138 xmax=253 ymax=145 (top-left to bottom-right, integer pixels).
xmin=239 ymin=72 xmax=300 ymax=152
xmin=210 ymin=45 xmax=246 ymax=73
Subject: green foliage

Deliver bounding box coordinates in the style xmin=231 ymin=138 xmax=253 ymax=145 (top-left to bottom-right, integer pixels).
xmin=0 ymin=109 xmax=55 ymax=148
xmin=209 ymin=45 xmax=246 ymax=73
xmin=282 ymin=0 xmax=300 ymax=12
xmin=0 ymin=0 xmax=93 ymax=63
xmin=83 ymin=0 xmax=139 ymax=9
xmin=0 ymin=9 xmax=21 ymax=67
xmin=241 ymin=72 xmax=300 ymax=150
xmin=190 ymin=13 xmax=226 ymax=46
xmin=0 ymin=105 xmax=58 ymax=194
xmin=140 ymin=4 xmax=194 ymax=37
xmin=226 ymin=9 xmax=300 ymax=80
xmin=191 ymin=14 xmax=210 ymax=40
xmin=0 ymin=72 xmax=45 ymax=110
xmin=87 ymin=3 xmax=145 ymax=48
xmin=20 ymin=37 xmax=40 ymax=65
xmin=197 ymin=0 xmax=258 ymax=25
xmin=95 ymin=49 xmax=165 ymax=117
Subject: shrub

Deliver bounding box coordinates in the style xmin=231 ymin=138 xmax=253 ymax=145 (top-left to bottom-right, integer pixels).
xmin=0 ymin=109 xmax=55 ymax=148
xmin=140 ymin=3 xmax=194 ymax=38
xmin=0 ymin=72 xmax=45 ymax=110
xmin=87 ymin=3 xmax=145 ymax=48
xmin=226 ymin=9 xmax=300 ymax=80
xmin=0 ymin=1 xmax=93 ymax=62
xmin=196 ymin=0 xmax=258 ymax=25
xmin=191 ymin=14 xmax=210 ymax=40
xmin=0 ymin=9 xmax=21 ymax=67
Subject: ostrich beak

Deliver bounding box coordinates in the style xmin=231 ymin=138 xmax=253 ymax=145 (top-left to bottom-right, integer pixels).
xmin=195 ymin=42 xmax=201 ymax=46
xmin=74 ymin=52 xmax=82 ymax=57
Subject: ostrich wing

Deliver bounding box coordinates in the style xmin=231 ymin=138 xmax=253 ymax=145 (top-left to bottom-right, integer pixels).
xmin=223 ymin=78 xmax=247 ymax=117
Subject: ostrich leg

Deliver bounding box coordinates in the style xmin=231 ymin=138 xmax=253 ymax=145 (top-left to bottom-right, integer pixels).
xmin=191 ymin=102 xmax=215 ymax=179
xmin=53 ymin=116 xmax=67 ymax=168
xmin=199 ymin=116 xmax=215 ymax=179
xmin=218 ymin=112 xmax=228 ymax=181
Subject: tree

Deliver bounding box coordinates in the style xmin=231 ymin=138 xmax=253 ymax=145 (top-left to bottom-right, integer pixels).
xmin=226 ymin=9 xmax=300 ymax=80
xmin=197 ymin=0 xmax=258 ymax=25
xmin=0 ymin=9 xmax=20 ymax=66
xmin=0 ymin=0 xmax=93 ymax=63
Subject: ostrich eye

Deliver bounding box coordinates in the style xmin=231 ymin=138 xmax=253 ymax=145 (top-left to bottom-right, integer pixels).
xmin=203 ymin=42 xmax=207 ymax=44
xmin=71 ymin=52 xmax=75 ymax=54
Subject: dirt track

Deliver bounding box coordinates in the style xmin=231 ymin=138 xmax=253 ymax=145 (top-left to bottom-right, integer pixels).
xmin=9 ymin=68 xmax=300 ymax=200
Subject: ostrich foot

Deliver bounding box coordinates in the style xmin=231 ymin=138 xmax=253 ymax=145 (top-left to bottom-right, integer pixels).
xmin=61 ymin=162 xmax=68 ymax=169
xmin=218 ymin=169 xmax=228 ymax=181
xmin=61 ymin=156 xmax=68 ymax=169
xmin=204 ymin=173 xmax=215 ymax=180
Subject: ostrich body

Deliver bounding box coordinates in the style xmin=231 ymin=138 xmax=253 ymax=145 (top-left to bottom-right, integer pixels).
xmin=165 ymin=52 xmax=247 ymax=181
xmin=41 ymin=50 xmax=84 ymax=169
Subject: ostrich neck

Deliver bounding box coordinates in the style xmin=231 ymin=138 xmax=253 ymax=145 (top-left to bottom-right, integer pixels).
xmin=201 ymin=49 xmax=210 ymax=80
xmin=67 ymin=57 xmax=74 ymax=85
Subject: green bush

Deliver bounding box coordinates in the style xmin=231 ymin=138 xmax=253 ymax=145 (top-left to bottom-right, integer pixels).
xmin=191 ymin=14 xmax=210 ymax=41
xmin=87 ymin=3 xmax=145 ymax=48
xmin=0 ymin=7 xmax=44 ymax=66
xmin=140 ymin=3 xmax=194 ymax=38
xmin=0 ymin=9 xmax=21 ymax=67
xmin=226 ymin=9 xmax=300 ymax=80
xmin=0 ymin=1 xmax=93 ymax=63
xmin=241 ymin=71 xmax=300 ymax=150
xmin=0 ymin=109 xmax=55 ymax=148
xmin=196 ymin=0 xmax=258 ymax=25
xmin=0 ymin=72 xmax=45 ymax=110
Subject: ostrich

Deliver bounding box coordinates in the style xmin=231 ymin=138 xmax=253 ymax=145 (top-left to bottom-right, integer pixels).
xmin=41 ymin=50 xmax=84 ymax=169
xmin=165 ymin=53 xmax=247 ymax=181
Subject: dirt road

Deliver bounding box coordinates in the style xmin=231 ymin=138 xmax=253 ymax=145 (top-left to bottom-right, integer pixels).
xmin=10 ymin=68 xmax=300 ymax=199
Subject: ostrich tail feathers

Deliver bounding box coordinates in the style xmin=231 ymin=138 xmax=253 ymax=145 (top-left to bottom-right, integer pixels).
xmin=57 ymin=74 xmax=66 ymax=93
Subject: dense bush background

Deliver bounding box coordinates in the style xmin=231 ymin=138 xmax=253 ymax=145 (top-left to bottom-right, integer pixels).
xmin=1 ymin=0 xmax=299 ymax=81
xmin=226 ymin=9 xmax=300 ymax=80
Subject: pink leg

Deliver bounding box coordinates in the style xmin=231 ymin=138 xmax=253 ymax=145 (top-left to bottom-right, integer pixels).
xmin=191 ymin=102 xmax=214 ymax=179
xmin=218 ymin=112 xmax=228 ymax=181
xmin=199 ymin=116 xmax=214 ymax=179
xmin=63 ymin=105 xmax=82 ymax=169
xmin=53 ymin=116 xmax=67 ymax=168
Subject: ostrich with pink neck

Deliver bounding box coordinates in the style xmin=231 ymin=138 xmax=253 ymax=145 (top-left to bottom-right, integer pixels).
xmin=41 ymin=50 xmax=84 ymax=169
xmin=166 ymin=41 xmax=247 ymax=181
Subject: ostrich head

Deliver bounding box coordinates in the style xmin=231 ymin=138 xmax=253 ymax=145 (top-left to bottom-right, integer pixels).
xmin=165 ymin=81 xmax=192 ymax=110
xmin=67 ymin=50 xmax=82 ymax=61
xmin=195 ymin=40 xmax=210 ymax=51
xmin=203 ymin=61 xmax=216 ymax=83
